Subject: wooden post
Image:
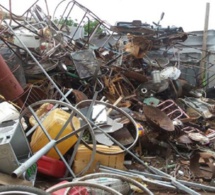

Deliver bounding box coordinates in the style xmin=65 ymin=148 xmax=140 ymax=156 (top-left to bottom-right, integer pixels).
xmin=199 ymin=2 xmax=210 ymax=87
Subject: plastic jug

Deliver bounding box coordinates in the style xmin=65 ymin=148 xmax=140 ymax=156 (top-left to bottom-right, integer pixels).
xmin=30 ymin=108 xmax=80 ymax=159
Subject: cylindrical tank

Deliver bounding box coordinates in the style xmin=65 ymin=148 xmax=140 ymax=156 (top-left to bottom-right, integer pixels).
xmin=0 ymin=55 xmax=24 ymax=102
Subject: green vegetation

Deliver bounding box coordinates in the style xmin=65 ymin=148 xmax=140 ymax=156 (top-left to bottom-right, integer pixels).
xmin=53 ymin=17 xmax=103 ymax=35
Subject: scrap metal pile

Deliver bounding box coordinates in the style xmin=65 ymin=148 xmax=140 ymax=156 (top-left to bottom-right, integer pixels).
xmin=1 ymin=0 xmax=215 ymax=194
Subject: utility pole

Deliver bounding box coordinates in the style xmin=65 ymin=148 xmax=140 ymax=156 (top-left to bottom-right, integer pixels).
xmin=199 ymin=2 xmax=210 ymax=87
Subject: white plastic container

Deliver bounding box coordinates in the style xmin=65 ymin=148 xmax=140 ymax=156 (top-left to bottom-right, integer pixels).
xmin=0 ymin=102 xmax=19 ymax=124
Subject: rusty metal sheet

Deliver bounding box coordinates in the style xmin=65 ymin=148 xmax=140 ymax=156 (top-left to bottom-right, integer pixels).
xmin=143 ymin=105 xmax=175 ymax=131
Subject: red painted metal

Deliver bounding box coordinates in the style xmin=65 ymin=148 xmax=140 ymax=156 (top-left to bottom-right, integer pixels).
xmin=0 ymin=55 xmax=24 ymax=102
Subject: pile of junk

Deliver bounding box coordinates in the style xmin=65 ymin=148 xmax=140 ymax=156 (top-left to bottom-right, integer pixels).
xmin=1 ymin=0 xmax=215 ymax=194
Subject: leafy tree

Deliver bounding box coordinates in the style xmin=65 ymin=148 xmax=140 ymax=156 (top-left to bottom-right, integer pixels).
xmin=53 ymin=17 xmax=103 ymax=35
xmin=53 ymin=17 xmax=78 ymax=27
xmin=84 ymin=20 xmax=103 ymax=35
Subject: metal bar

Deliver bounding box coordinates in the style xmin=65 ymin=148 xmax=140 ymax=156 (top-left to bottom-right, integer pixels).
xmin=83 ymin=16 xmax=90 ymax=47
xmin=28 ymin=106 xmax=52 ymax=139
xmin=86 ymin=91 xmax=98 ymax=119
xmin=56 ymin=124 xmax=88 ymax=143
xmin=22 ymin=0 xmax=39 ymax=16
xmin=54 ymin=111 xmax=75 ymax=140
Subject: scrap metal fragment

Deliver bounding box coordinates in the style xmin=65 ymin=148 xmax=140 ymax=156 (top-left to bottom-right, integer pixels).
xmin=143 ymin=105 xmax=175 ymax=131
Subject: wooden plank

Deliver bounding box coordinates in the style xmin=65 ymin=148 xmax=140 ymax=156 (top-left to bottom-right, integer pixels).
xmin=0 ymin=172 xmax=32 ymax=186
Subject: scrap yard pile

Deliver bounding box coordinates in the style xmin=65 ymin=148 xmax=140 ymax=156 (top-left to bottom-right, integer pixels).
xmin=1 ymin=0 xmax=215 ymax=194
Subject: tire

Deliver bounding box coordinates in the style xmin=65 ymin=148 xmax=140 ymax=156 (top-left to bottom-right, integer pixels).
xmin=0 ymin=185 xmax=49 ymax=195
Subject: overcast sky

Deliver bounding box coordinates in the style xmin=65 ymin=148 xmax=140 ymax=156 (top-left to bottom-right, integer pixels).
xmin=1 ymin=0 xmax=214 ymax=32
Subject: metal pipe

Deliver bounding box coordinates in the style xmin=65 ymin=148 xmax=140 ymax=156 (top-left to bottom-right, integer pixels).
xmin=129 ymin=169 xmax=170 ymax=181
xmin=56 ymin=124 xmax=88 ymax=144
xmin=99 ymin=166 xmax=176 ymax=190
xmin=149 ymin=166 xmax=201 ymax=195
xmin=130 ymin=168 xmax=215 ymax=192
xmin=179 ymin=180 xmax=215 ymax=192
xmin=12 ymin=140 xmax=56 ymax=178
xmin=54 ymin=111 xmax=75 ymax=140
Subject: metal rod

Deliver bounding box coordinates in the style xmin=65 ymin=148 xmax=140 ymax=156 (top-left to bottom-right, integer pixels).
xmin=179 ymin=180 xmax=215 ymax=192
xmin=99 ymin=166 xmax=176 ymax=190
xmin=12 ymin=140 xmax=56 ymax=178
xmin=149 ymin=166 xmax=200 ymax=195
xmin=129 ymin=167 xmax=215 ymax=192
xmin=54 ymin=111 xmax=75 ymax=140
xmin=56 ymin=124 xmax=88 ymax=144
xmin=129 ymin=169 xmax=170 ymax=181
